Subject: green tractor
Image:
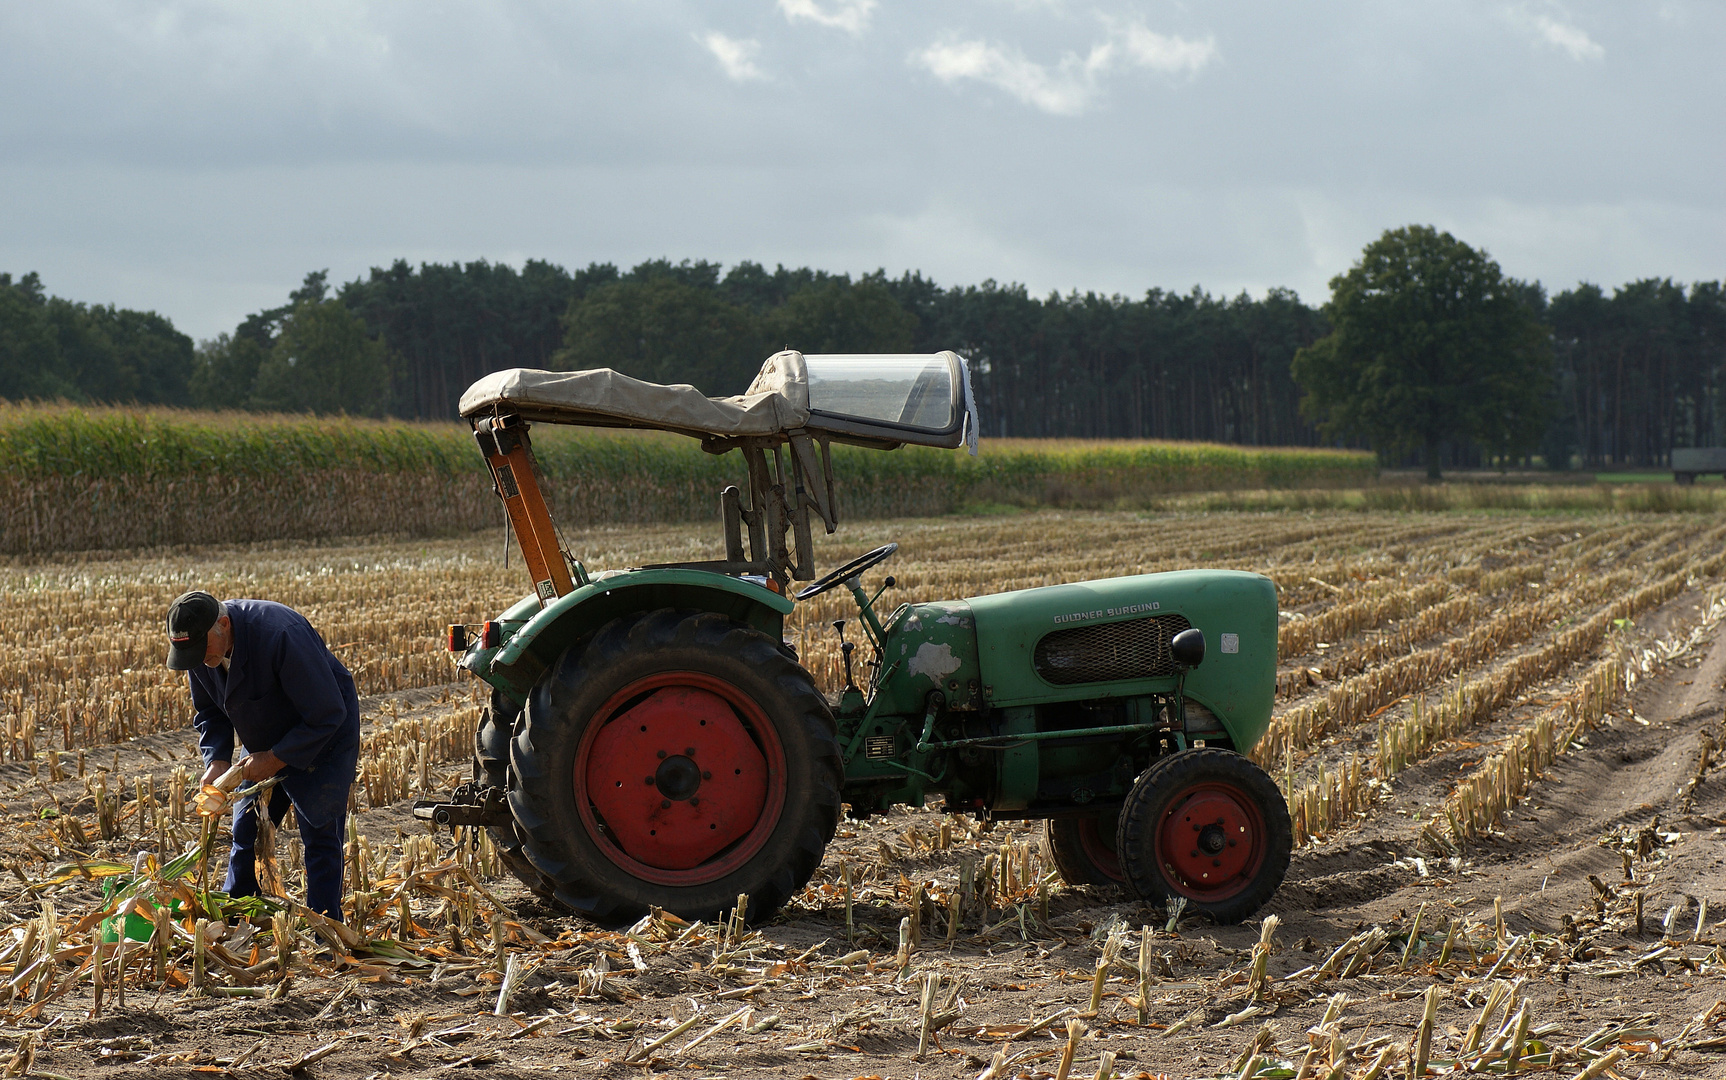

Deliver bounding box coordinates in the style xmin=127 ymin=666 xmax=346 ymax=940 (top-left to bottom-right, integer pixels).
xmin=420 ymin=351 xmax=1291 ymax=926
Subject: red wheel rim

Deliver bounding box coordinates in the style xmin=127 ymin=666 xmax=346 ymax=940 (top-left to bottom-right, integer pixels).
xmin=1076 ymin=815 xmax=1124 ymax=884
xmin=576 ymin=671 xmax=786 ymax=887
xmin=1153 ymin=781 xmax=1267 ymax=903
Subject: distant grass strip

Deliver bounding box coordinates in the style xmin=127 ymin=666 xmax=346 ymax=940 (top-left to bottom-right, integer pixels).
xmin=1157 ymin=484 xmax=1726 ymax=514
xmin=0 ymin=402 xmax=1375 ymax=553
xmin=951 ymin=438 xmax=1375 ymax=506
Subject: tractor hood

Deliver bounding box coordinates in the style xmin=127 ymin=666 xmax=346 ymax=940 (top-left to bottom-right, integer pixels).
xmin=966 ymin=569 xmax=1278 ymax=747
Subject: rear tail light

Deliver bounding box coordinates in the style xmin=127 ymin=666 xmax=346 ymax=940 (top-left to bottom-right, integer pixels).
xmin=481 ymin=621 xmax=503 ymax=649
xmin=446 ymin=624 xmax=469 ymax=653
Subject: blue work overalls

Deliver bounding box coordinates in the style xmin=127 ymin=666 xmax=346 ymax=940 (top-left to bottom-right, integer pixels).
xmin=187 ymin=599 xmax=360 ymax=920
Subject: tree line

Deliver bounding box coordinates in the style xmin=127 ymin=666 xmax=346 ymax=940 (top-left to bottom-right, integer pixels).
xmin=0 ymin=272 xmax=193 ymax=406
xmin=4 ymin=251 xmax=1723 ymax=468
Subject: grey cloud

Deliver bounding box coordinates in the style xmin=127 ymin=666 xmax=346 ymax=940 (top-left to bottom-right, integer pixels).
xmin=0 ymin=1 xmax=1719 ymax=341
xmin=700 ymin=31 xmax=769 ymax=82
xmin=1501 ymin=2 xmax=1606 ymax=61
xmin=910 ymin=18 xmax=1215 ymax=116
xmin=778 ymin=0 xmax=876 ymax=36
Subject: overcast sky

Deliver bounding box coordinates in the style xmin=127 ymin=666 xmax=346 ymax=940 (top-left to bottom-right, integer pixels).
xmin=2 ymin=1 xmax=1721 ymax=341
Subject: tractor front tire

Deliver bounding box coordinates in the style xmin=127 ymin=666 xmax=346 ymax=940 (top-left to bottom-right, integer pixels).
xmin=1116 ymin=749 xmax=1291 ymax=924
xmin=509 ymin=609 xmax=842 ymax=926
xmin=1042 ymin=813 xmax=1126 ymax=889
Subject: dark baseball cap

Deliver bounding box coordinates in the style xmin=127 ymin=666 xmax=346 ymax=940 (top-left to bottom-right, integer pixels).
xmin=165 ymin=591 xmax=221 ymax=670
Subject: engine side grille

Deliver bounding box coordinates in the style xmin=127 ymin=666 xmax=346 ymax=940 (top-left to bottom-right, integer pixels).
xmin=1033 ymin=614 xmax=1193 ymax=685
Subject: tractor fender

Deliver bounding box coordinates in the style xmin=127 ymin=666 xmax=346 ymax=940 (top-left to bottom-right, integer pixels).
xmin=482 ymin=569 xmax=794 ymax=701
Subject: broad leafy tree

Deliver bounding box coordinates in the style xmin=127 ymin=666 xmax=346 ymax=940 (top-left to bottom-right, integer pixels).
xmin=1 ymin=272 xmax=192 ymax=404
xmin=82 ymin=306 xmax=194 ymax=404
xmin=0 ymin=273 xmax=75 ymax=399
xmin=250 ymin=298 xmax=389 ymax=416
xmin=189 ymin=333 xmax=267 ymax=409
xmin=1292 ymin=226 xmax=1553 ymax=478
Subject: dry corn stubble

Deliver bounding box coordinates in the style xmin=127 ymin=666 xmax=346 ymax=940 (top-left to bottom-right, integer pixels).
xmin=1 ymin=511 xmax=1551 ymax=770
xmin=4 ymin=508 xmax=1725 ymax=1076
xmin=1258 ymin=519 xmax=1721 ymax=768
xmin=1440 ymin=582 xmax=1726 ymax=845
xmin=1279 ymin=535 xmax=1726 ymax=842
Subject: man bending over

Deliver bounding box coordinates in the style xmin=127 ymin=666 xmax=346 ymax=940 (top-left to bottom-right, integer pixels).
xmin=165 ymin=591 xmax=359 ymax=920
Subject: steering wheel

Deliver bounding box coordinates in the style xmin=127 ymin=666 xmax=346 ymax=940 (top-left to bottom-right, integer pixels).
xmin=795 ymin=543 xmax=899 ymax=601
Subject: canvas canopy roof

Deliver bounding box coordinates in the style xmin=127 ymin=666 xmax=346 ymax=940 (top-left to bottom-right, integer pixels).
xmin=461 ymin=350 xmax=976 ymax=452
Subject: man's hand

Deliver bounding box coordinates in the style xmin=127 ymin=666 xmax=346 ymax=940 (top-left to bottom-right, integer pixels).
xmin=201 ymin=761 xmax=232 ymax=786
xmin=241 ymin=750 xmax=286 ymax=783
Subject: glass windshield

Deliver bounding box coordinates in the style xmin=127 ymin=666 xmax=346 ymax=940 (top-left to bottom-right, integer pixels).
xmin=803 ymin=355 xmax=957 ymax=431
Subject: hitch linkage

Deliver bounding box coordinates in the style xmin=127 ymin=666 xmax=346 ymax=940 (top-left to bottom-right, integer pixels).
xmin=412 ymin=783 xmax=514 ymax=829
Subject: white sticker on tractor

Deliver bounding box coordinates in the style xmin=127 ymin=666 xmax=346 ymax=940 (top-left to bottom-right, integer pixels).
xmin=907 ymin=641 xmax=962 ymax=683
xmin=1220 ymin=633 xmax=1239 ymax=654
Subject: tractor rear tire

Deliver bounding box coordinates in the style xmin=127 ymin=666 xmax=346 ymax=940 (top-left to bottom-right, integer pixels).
xmin=472 ymin=690 xmax=556 ymax=899
xmin=508 ymin=609 xmax=842 ymax=926
xmin=1041 ymin=813 xmax=1126 ymax=889
xmin=1116 ymin=749 xmax=1291 ymax=925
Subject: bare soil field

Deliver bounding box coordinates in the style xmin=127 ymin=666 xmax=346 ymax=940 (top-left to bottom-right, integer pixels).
xmin=3 ymin=509 xmax=1725 ymax=1080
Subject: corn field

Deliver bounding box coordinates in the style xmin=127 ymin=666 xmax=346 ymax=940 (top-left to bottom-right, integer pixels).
xmin=0 ymin=402 xmax=1376 ymax=554
xmin=4 ymin=506 xmax=1726 ymax=1077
